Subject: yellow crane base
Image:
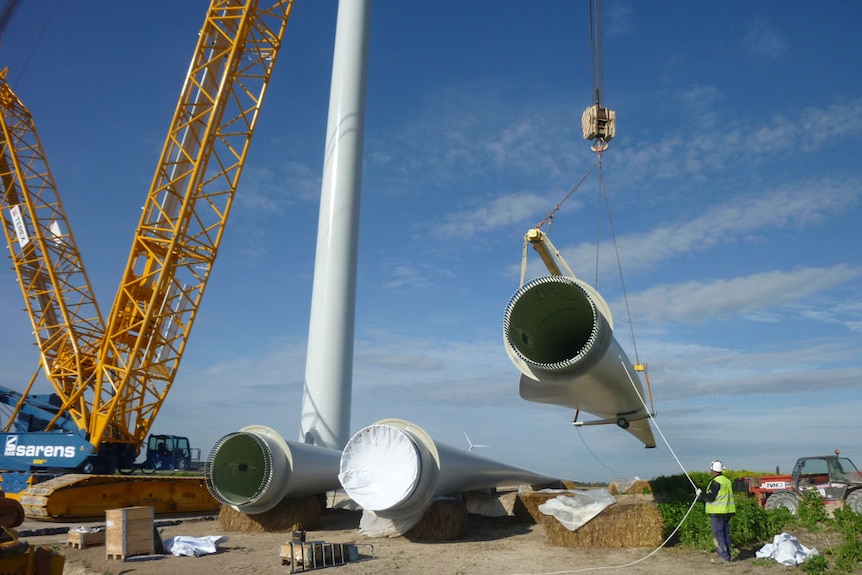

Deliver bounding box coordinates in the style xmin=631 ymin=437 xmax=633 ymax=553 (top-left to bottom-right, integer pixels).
xmin=9 ymin=474 xmax=220 ymax=522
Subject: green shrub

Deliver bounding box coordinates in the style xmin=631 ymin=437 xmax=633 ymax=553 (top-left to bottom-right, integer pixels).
xmin=651 ymin=472 xmax=862 ymax=573
xmin=801 ymin=554 xmax=828 ymax=574
xmin=652 ymin=473 xmax=793 ymax=551
xmin=765 ymin=504 xmax=794 ymax=534
xmin=797 ymin=490 xmax=829 ymax=531
xmin=730 ymin=496 xmax=771 ymax=546
xmin=827 ymin=508 xmax=862 ymax=573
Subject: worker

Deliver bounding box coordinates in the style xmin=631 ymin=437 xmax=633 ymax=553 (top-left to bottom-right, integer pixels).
xmin=704 ymin=460 xmax=736 ymax=563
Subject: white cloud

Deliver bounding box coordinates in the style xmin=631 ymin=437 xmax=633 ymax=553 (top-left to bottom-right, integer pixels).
xmin=426 ymin=192 xmax=563 ymax=240
xmin=613 ymin=97 xmax=862 ymax=185
xmin=554 ymin=178 xmax=860 ymax=275
xmin=379 ymin=261 xmax=438 ymax=291
xmin=626 ymin=265 xmax=861 ymax=325
xmin=365 ymin=87 xmax=584 ymax=195
xmin=744 ymin=18 xmax=790 ymax=64
xmin=606 ymin=2 xmax=634 ymax=38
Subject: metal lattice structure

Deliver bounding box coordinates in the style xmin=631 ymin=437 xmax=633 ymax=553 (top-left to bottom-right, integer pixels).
xmin=1 ymin=0 xmax=293 ymax=457
xmin=0 ymin=71 xmax=105 ymax=432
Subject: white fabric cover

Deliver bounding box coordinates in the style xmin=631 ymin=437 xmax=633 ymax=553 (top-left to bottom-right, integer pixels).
xmin=537 ymin=488 xmax=616 ymax=531
xmin=164 ymin=535 xmax=228 ymax=557
xmin=338 ymin=424 xmax=420 ymax=511
xmin=755 ymin=532 xmax=819 ymax=566
xmin=357 ymin=506 xmax=430 ymax=537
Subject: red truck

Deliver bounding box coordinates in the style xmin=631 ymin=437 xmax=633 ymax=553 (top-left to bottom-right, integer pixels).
xmin=735 ymin=451 xmax=862 ymax=514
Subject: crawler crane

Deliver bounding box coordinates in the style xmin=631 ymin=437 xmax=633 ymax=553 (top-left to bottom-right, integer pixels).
xmin=0 ymin=0 xmax=293 ymax=520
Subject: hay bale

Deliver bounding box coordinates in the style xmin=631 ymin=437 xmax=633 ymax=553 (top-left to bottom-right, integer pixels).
xmin=462 ymin=489 xmax=518 ymax=517
xmin=543 ymin=495 xmax=664 ymax=548
xmin=218 ymin=495 xmax=323 ymax=532
xmin=608 ymin=478 xmax=652 ymax=495
xmin=561 ymin=480 xmax=596 ymax=490
xmin=403 ymin=499 xmax=468 ymax=541
xmin=514 ymin=490 xmax=561 ymax=524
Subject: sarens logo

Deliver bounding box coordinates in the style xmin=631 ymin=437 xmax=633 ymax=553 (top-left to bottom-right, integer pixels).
xmin=4 ymin=435 xmax=16 ymax=456
xmin=4 ymin=435 xmax=76 ymax=458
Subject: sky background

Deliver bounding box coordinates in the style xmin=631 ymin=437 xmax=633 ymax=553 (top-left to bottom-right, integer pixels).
xmin=0 ymin=1 xmax=860 ymax=484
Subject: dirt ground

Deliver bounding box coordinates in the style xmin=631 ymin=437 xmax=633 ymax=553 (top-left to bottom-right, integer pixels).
xmin=12 ymin=507 xmax=832 ymax=575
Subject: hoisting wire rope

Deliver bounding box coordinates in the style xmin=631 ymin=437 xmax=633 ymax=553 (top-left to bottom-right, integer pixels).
xmin=535 ymin=159 xmax=599 ymax=232
xmin=593 ymin=150 xmax=641 ymax=366
xmin=519 ymin=159 xmax=599 ymax=288
xmin=1 ymin=0 xmax=62 ymax=89
xmin=574 ymin=424 xmax=621 ymax=475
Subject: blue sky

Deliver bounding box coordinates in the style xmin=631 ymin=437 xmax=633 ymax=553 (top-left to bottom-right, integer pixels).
xmin=1 ymin=1 xmax=860 ymax=484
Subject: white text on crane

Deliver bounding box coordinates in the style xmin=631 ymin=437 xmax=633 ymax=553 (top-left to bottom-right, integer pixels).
xmin=4 ymin=436 xmax=76 ymax=459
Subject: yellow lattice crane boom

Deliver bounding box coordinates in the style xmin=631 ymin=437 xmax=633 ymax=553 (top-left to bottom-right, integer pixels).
xmin=90 ymin=0 xmax=293 ymax=452
xmin=0 ymin=0 xmax=294 ymax=518
xmin=0 ymin=69 xmax=104 ymax=431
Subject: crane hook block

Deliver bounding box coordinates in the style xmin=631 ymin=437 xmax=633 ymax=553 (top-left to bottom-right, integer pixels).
xmin=582 ymin=104 xmax=616 ymax=146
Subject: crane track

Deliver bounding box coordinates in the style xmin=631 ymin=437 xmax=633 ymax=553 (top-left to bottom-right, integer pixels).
xmin=15 ymin=474 xmax=219 ymax=521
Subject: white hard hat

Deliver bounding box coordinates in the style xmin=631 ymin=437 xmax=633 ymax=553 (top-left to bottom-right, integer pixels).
xmin=710 ymin=460 xmax=724 ymax=473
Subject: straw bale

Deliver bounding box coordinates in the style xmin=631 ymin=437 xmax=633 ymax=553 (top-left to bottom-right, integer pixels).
xmin=218 ymin=495 xmax=323 ymax=532
xmin=543 ymin=495 xmax=663 ymax=548
xmin=608 ymin=478 xmax=653 ymax=495
xmin=462 ymin=489 xmax=518 ymax=517
xmin=513 ymin=490 xmax=562 ymax=524
xmin=403 ymin=499 xmax=468 ymax=541
xmin=561 ymin=480 xmax=596 ymax=490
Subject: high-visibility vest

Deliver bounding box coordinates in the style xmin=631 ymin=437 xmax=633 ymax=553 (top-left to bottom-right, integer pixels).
xmin=705 ymin=474 xmax=736 ymax=515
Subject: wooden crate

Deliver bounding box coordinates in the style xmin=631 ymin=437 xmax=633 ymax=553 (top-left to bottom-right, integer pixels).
xmin=105 ymin=506 xmax=154 ymax=560
xmin=67 ymin=529 xmax=106 ymax=549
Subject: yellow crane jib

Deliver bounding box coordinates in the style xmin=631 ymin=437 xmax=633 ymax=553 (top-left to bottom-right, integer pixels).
xmin=91 ymin=0 xmax=294 ymax=449
xmin=523 ymin=227 xmax=576 ymax=279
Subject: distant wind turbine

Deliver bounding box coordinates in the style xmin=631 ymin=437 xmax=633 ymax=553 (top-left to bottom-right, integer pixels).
xmin=463 ymin=431 xmax=489 ymax=451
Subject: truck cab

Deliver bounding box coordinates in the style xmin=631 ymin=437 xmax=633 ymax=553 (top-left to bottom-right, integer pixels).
xmin=792 ymin=456 xmax=861 ymax=502
xmin=756 ymin=454 xmax=862 ymax=514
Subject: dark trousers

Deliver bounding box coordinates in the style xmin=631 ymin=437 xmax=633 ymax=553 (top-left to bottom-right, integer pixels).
xmin=709 ymin=514 xmax=732 ymax=560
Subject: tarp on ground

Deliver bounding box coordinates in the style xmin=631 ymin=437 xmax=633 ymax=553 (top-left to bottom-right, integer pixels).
xmin=755 ymin=532 xmax=819 ymax=566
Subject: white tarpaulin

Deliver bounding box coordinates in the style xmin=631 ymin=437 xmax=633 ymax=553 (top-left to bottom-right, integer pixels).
xmin=337 ymin=424 xmax=421 ymax=511
xmin=537 ymin=488 xmax=616 ymax=531
xmin=755 ymin=532 xmax=819 ymax=566
xmin=357 ymin=506 xmax=429 ymax=538
xmin=164 ymin=535 xmax=228 ymax=557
